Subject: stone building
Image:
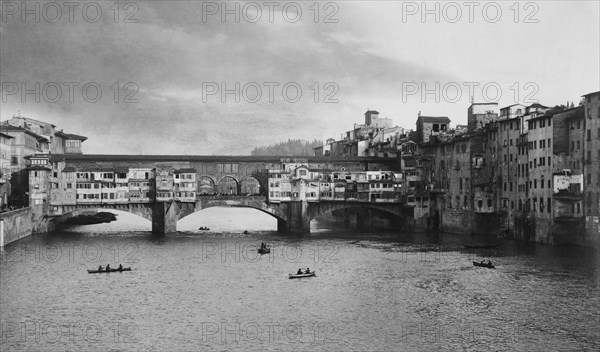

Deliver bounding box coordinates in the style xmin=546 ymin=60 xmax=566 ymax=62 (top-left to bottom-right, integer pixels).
xmin=1 ymin=115 xmax=86 ymax=206
xmin=0 ymin=132 xmax=15 ymax=208
xmin=467 ymin=102 xmax=498 ymax=132
xmin=583 ymin=91 xmax=600 ymax=246
xmin=415 ymin=114 xmax=450 ymax=143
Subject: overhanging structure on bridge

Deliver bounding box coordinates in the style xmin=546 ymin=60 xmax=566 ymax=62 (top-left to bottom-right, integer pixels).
xmin=26 ymin=154 xmax=407 ymax=233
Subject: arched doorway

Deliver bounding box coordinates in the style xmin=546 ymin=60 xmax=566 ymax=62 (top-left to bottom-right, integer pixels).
xmin=216 ymin=176 xmax=239 ymax=195
xmin=198 ymin=176 xmax=216 ymax=195
xmin=240 ymin=176 xmax=261 ymax=195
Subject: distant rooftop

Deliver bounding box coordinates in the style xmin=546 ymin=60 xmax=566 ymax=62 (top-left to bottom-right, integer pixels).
xmin=418 ymin=116 xmax=451 ymax=123
xmin=11 ymin=115 xmax=57 ymax=128
xmin=582 ymin=90 xmax=600 ymax=97
xmin=55 ymin=130 xmax=87 ymax=141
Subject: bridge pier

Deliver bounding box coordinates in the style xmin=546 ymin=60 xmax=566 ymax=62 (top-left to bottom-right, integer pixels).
xmin=152 ymin=202 xmax=178 ymax=234
xmin=277 ymin=201 xmax=310 ymax=233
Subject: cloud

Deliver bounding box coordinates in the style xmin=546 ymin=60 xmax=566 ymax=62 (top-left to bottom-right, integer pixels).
xmin=1 ymin=1 xmax=598 ymax=154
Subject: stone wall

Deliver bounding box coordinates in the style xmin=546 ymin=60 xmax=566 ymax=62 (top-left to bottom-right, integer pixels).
xmin=0 ymin=206 xmax=53 ymax=246
xmin=440 ymin=208 xmax=473 ymax=234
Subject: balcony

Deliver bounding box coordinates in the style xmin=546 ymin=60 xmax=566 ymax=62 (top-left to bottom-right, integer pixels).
xmin=554 ymin=190 xmax=582 ymax=202
xmin=554 ymin=216 xmax=585 ymax=223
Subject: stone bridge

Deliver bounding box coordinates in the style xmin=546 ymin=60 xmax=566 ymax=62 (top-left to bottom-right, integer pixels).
xmin=47 ymin=154 xmax=403 ymax=233
xmin=52 ymin=196 xmax=410 ymax=233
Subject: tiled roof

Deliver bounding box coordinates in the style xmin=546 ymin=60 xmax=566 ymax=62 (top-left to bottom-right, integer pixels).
xmin=582 ymin=90 xmax=600 ymax=97
xmin=174 ymin=168 xmax=196 ymax=174
xmin=418 ymin=116 xmax=451 ymax=123
xmin=26 ymin=165 xmax=51 ymax=171
xmin=0 ymin=124 xmax=46 ymax=140
xmin=55 ymin=130 xmax=87 ymax=141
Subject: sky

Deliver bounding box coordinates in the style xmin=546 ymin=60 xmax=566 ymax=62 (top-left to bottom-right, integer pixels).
xmin=1 ymin=0 xmax=599 ymax=155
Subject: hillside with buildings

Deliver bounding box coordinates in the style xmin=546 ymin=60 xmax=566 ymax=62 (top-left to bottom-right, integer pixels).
xmin=313 ymin=92 xmax=600 ymax=248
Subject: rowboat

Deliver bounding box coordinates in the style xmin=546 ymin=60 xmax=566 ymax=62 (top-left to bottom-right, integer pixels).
xmin=464 ymin=244 xmax=498 ymax=249
xmin=289 ymin=271 xmax=316 ymax=279
xmin=258 ymin=247 xmax=270 ymax=254
xmin=87 ymin=267 xmax=131 ymax=274
xmin=472 ymin=261 xmax=495 ymax=269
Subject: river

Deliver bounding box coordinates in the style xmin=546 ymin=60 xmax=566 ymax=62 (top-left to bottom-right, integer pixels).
xmin=1 ymin=208 xmax=598 ymax=351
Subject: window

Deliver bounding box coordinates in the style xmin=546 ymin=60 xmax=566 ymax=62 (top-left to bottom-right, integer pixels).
xmin=66 ymin=140 xmax=80 ymax=148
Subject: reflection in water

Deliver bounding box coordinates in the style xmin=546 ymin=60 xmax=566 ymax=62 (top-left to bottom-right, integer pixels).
xmin=0 ymin=207 xmax=598 ymax=352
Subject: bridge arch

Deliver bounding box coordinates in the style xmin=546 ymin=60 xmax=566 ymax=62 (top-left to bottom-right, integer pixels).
xmin=177 ymin=196 xmax=287 ymax=222
xmin=51 ymin=205 xmax=154 ymax=227
xmin=216 ymin=175 xmax=239 ymax=195
xmin=308 ymin=202 xmax=409 ymax=231
xmin=198 ymin=175 xmax=217 ymax=194
xmin=308 ymin=202 xmax=408 ymax=220
xmin=239 ymin=175 xmax=262 ymax=195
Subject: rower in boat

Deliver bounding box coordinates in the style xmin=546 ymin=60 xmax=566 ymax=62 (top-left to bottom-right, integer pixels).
xmin=118 ymin=264 xmax=123 ymax=271
xmin=305 ymin=268 xmax=310 ymax=274
xmin=106 ymin=264 xmax=110 ymax=271
xmin=297 ymin=268 xmax=303 ymax=275
xmin=98 ymin=265 xmax=103 ymax=271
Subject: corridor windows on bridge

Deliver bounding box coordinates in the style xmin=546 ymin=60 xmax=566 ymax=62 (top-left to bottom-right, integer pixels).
xmin=218 ymin=163 xmax=238 ymax=173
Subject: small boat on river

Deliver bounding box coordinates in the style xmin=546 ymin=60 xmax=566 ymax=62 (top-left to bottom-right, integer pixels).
xmin=87 ymin=267 xmax=131 ymax=274
xmin=289 ymin=271 xmax=316 ymax=279
xmin=472 ymin=261 xmax=495 ymax=269
xmin=198 ymin=227 xmax=210 ymax=231
xmin=258 ymin=247 xmax=270 ymax=254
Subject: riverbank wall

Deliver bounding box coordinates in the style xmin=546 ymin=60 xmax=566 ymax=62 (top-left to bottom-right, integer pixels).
xmin=0 ymin=206 xmax=53 ymax=247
